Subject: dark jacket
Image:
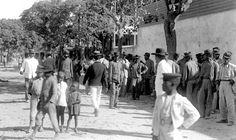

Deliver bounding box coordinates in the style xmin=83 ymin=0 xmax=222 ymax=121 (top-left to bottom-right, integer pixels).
xmin=40 ymin=75 xmax=58 ymax=105
xmin=83 ymin=61 xmax=107 ymax=87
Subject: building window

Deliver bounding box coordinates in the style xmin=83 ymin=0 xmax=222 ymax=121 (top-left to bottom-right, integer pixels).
xmin=115 ymin=34 xmax=137 ymax=47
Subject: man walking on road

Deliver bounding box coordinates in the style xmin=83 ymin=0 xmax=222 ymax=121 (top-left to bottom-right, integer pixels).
xmin=83 ymin=51 xmax=107 ymax=117
xmin=62 ymin=51 xmax=73 ymax=86
xmin=20 ymin=49 xmax=39 ymax=102
xmin=29 ymin=66 xmax=60 ymax=139
xmin=108 ymin=53 xmax=122 ymax=109
xmin=216 ymin=51 xmax=236 ymax=126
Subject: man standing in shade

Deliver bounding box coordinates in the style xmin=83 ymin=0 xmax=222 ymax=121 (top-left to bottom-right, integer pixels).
xmin=198 ymin=49 xmax=218 ymax=119
xmin=83 ymin=51 xmax=107 ymax=117
xmin=143 ymin=52 xmax=155 ymax=95
xmin=182 ymin=52 xmax=199 ymax=107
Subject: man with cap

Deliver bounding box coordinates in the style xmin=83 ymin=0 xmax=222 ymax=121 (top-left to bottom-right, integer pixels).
xmin=61 ymin=51 xmax=73 ymax=86
xmin=151 ymin=48 xmax=172 ymax=97
xmin=216 ymin=51 xmax=236 ymax=126
xmin=108 ymin=53 xmax=122 ymax=108
xmin=152 ymin=73 xmax=200 ymax=140
xmin=182 ymin=52 xmax=199 ymax=107
xmin=29 ymin=65 xmax=60 ymax=139
xmin=130 ymin=55 xmax=148 ymax=100
xmin=143 ymin=52 xmax=155 ymax=95
xmin=198 ymin=49 xmax=219 ymax=119
xmin=83 ymin=51 xmax=107 ymax=117
xmin=20 ymin=49 xmax=39 ymax=102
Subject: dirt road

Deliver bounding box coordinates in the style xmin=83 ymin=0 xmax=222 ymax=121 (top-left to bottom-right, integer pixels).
xmin=0 ymin=64 xmax=236 ymax=140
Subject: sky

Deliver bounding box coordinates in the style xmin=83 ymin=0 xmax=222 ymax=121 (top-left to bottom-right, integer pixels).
xmin=0 ymin=0 xmax=39 ymax=19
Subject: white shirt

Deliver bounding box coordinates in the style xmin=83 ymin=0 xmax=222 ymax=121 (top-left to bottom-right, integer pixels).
xmin=57 ymin=81 xmax=68 ymax=107
xmin=120 ymin=59 xmax=130 ymax=78
xmin=155 ymin=59 xmax=172 ymax=96
xmin=20 ymin=57 xmax=39 ymax=79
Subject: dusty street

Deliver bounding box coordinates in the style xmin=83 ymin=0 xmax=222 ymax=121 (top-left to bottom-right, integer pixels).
xmin=0 ymin=64 xmax=236 ymax=140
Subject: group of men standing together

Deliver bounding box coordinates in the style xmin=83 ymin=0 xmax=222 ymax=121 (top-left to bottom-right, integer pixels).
xmin=18 ymin=46 xmax=236 ymax=140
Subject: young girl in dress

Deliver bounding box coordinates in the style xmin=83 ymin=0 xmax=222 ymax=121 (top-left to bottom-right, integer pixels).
xmin=66 ymin=82 xmax=81 ymax=133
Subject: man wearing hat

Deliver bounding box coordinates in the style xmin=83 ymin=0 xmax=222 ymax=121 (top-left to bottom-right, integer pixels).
xmin=198 ymin=49 xmax=219 ymax=119
xmin=177 ymin=52 xmax=190 ymax=75
xmin=43 ymin=53 xmax=56 ymax=73
xmin=151 ymin=48 xmax=172 ymax=96
xmin=61 ymin=51 xmax=73 ymax=86
xmin=28 ymin=65 xmax=44 ymax=133
xmin=108 ymin=53 xmax=122 ymax=108
xmin=29 ymin=66 xmax=60 ymax=139
xmin=20 ymin=49 xmax=39 ymax=102
xmin=130 ymin=55 xmax=148 ymax=100
xmin=143 ymin=52 xmax=155 ymax=95
xmin=182 ymin=52 xmax=199 ymax=107
xmin=216 ymin=51 xmax=236 ymax=126
xmin=83 ymin=51 xmax=107 ymax=117
xmin=152 ymin=73 xmax=200 ymax=140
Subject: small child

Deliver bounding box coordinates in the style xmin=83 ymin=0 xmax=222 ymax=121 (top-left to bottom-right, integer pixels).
xmin=56 ymin=71 xmax=68 ymax=132
xmin=66 ymin=82 xmax=81 ymax=133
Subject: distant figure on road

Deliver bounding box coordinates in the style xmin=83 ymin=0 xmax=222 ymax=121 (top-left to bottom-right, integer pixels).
xmin=3 ymin=55 xmax=7 ymax=68
xmin=83 ymin=51 xmax=107 ymax=117
xmin=20 ymin=49 xmax=39 ymax=102
xmin=62 ymin=52 xmax=73 ymax=86
xmin=152 ymin=73 xmax=200 ymax=140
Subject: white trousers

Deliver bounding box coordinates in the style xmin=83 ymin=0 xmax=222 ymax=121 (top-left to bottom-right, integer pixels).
xmin=89 ymin=86 xmax=102 ymax=110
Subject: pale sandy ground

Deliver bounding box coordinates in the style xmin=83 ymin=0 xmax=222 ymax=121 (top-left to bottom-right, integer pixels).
xmin=0 ymin=63 xmax=236 ymax=140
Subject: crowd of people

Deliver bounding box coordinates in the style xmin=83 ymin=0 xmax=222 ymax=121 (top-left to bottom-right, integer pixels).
xmin=18 ymin=46 xmax=236 ymax=139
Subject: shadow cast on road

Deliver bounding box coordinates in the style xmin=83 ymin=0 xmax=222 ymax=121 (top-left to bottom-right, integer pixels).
xmin=79 ymin=127 xmax=151 ymax=138
xmin=0 ymin=81 xmax=24 ymax=95
xmin=0 ymin=126 xmax=53 ymax=133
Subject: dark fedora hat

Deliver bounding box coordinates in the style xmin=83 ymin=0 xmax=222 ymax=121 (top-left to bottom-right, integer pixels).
xmin=42 ymin=65 xmax=54 ymax=73
xmin=151 ymin=48 xmax=166 ymax=56
xmin=36 ymin=65 xmax=44 ymax=73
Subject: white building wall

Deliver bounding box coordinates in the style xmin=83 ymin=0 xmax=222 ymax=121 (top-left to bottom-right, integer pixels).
xmin=135 ymin=9 xmax=236 ymax=63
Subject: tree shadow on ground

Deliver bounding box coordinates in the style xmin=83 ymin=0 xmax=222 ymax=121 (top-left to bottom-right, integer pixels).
xmin=0 ymin=126 xmax=53 ymax=132
xmin=0 ymin=81 xmax=24 ymax=95
xmin=78 ymin=127 xmax=151 ymax=138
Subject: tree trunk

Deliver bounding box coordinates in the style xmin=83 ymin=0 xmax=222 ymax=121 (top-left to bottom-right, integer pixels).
xmin=117 ymin=35 xmax=123 ymax=56
xmin=164 ymin=18 xmax=176 ymax=59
